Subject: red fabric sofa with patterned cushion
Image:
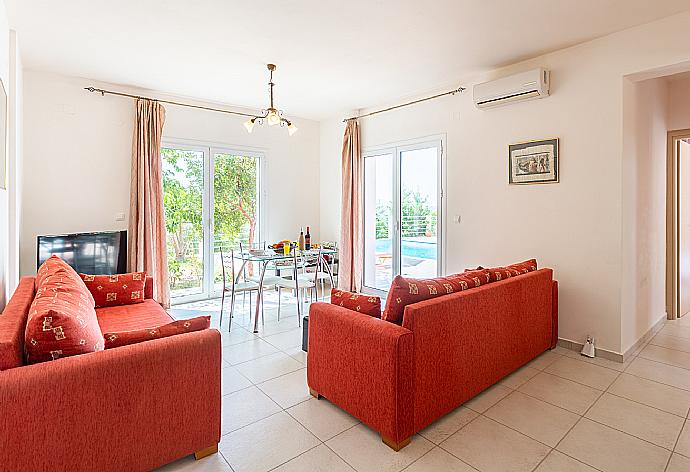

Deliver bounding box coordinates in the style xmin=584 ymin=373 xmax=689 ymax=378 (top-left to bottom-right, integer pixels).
xmin=307 ymin=267 xmax=558 ymax=451
xmin=0 ymin=275 xmax=221 ymax=471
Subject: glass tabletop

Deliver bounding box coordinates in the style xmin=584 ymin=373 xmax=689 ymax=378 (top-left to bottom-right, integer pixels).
xmin=236 ymin=247 xmax=337 ymax=262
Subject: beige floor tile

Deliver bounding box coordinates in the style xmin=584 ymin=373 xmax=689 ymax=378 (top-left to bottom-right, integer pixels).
xmin=463 ymin=383 xmax=512 ymax=413
xmin=271 ymin=444 xmax=355 ymax=472
xmin=608 ymin=373 xmax=690 ymax=417
xmin=526 ymin=350 xmax=563 ymax=370
xmin=418 ymin=406 xmax=478 ymax=444
xmin=155 ymin=453 xmax=233 ymax=471
xmin=235 ymin=352 xmax=304 ymax=384
xmin=582 ymin=355 xmax=628 ymax=372
xmin=262 ymin=328 xmax=303 ymax=351
xmin=404 ymin=447 xmax=476 ymax=472
xmin=660 ymin=324 xmax=690 ymax=341
xmin=441 ymin=416 xmax=550 ymax=472
xmin=533 ymin=450 xmax=598 ymax=472
xmin=219 ymin=327 xmax=258 ymax=347
xmin=220 ymin=386 xmax=281 ymax=434
xmin=257 ymin=368 xmax=310 ymax=409
xmin=220 ymin=411 xmax=320 ymax=472
xmin=585 ymin=393 xmax=684 ymax=449
xmin=650 ymin=334 xmax=690 ymax=354
xmin=557 ymin=418 xmax=670 ymax=472
xmin=544 ymin=356 xmax=618 ymax=390
xmin=222 ymin=338 xmax=279 ymax=365
xmin=283 ymin=346 xmax=307 ymax=364
xmin=626 ymin=357 xmax=690 ymax=391
xmin=674 ymin=421 xmax=690 ymax=457
xmin=255 ymin=318 xmax=304 ymax=337
xmin=326 ymin=424 xmax=433 ymax=472
xmin=221 ymin=366 xmax=253 ymax=396
xmin=518 ymin=371 xmax=601 ymax=415
xmin=485 ymin=390 xmax=580 ymax=447
xmin=499 ymin=365 xmax=540 ymax=389
xmin=553 ymin=346 xmax=580 ymax=358
xmin=287 ymin=397 xmax=359 ymax=441
xmin=668 ymin=453 xmax=690 ymax=472
xmin=640 ymin=344 xmax=690 ymax=370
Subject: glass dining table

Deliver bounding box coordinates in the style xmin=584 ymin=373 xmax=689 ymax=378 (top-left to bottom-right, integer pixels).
xmin=234 ymin=248 xmax=337 ymax=333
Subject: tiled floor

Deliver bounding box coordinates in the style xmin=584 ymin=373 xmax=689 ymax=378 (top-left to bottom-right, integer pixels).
xmin=160 ymin=296 xmax=690 ymax=472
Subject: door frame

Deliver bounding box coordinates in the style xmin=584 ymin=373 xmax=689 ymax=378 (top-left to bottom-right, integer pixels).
xmin=666 ymin=128 xmax=690 ymax=320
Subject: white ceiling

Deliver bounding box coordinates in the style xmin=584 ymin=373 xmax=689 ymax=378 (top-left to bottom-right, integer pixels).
xmin=7 ymin=0 xmax=690 ymax=120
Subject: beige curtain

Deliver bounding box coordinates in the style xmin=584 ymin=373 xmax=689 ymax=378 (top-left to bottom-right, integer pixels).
xmin=339 ymin=120 xmax=363 ymax=292
xmin=128 ymin=99 xmax=170 ymax=307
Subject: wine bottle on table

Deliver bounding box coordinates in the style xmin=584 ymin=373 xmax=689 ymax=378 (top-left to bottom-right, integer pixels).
xmin=298 ymin=228 xmax=305 ymax=251
xmin=305 ymin=226 xmax=311 ymax=250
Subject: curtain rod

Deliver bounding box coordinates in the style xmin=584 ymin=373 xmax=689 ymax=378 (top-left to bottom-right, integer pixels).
xmin=84 ymin=87 xmax=257 ymax=118
xmin=343 ymin=86 xmax=465 ymax=122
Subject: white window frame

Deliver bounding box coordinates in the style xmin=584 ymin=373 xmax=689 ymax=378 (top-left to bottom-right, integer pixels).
xmin=162 ymin=138 xmax=266 ymax=304
xmin=361 ymin=134 xmax=447 ymax=296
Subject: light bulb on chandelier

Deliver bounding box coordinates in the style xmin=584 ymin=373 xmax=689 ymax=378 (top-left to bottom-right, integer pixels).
xmin=244 ymin=64 xmax=297 ymax=135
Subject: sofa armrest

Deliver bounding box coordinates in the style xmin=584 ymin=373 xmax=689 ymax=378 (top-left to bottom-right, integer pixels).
xmin=552 ymin=280 xmax=559 ymax=349
xmin=145 ymin=275 xmax=154 ymax=299
xmin=307 ymin=302 xmax=414 ymax=443
xmin=0 ymin=328 xmax=221 ymax=472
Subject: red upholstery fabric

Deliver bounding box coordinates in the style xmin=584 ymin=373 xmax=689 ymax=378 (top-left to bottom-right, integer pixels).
xmin=488 ymin=259 xmax=538 ymax=282
xmin=551 ymin=280 xmax=559 ymax=349
xmin=80 ymin=272 xmax=147 ymax=308
xmin=96 ymin=299 xmax=173 ymax=333
xmin=0 ymin=277 xmax=35 ymax=370
xmin=330 ymin=289 xmax=381 ymax=318
xmin=36 ymin=255 xmax=94 ymax=306
xmin=144 ymin=275 xmax=154 ymax=300
xmin=0 ymin=328 xmax=221 ymax=472
xmin=104 ymin=316 xmax=211 ymax=349
xmin=25 ymin=258 xmax=104 ymax=364
xmin=307 ymin=303 xmax=414 ymax=442
xmin=308 ymin=268 xmax=556 ymax=445
xmin=381 ymin=270 xmax=490 ymax=324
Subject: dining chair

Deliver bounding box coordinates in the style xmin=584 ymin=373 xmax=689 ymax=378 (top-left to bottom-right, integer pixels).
xmin=297 ymin=247 xmax=331 ymax=301
xmin=239 ymin=241 xmax=285 ymax=287
xmin=275 ymin=251 xmax=316 ymax=324
xmin=219 ymin=249 xmax=262 ymax=330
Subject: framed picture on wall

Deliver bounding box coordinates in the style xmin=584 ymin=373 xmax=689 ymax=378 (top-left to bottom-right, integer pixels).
xmin=509 ymin=138 xmax=559 ymax=184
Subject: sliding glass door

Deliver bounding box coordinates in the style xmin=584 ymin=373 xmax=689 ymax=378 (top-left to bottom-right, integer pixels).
xmin=162 ymin=142 xmax=262 ymax=303
xmin=363 ymin=139 xmax=443 ymax=294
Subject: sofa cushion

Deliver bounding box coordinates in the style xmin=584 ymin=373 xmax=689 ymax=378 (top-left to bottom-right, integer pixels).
xmin=25 ymin=256 xmax=104 ymax=364
xmin=96 ymin=299 xmax=173 ymax=333
xmin=103 ymin=315 xmax=211 ymax=349
xmin=382 ymin=271 xmax=491 ymax=324
xmin=79 ymin=272 xmax=147 ymax=308
xmin=0 ymin=277 xmax=36 ymax=370
xmin=488 ymin=259 xmax=538 ymax=282
xmin=330 ymin=289 xmax=381 ymax=318
xmin=36 ymin=255 xmax=95 ymax=306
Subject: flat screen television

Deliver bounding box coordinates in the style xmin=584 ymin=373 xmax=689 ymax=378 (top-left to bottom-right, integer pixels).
xmin=37 ymin=230 xmax=127 ymax=274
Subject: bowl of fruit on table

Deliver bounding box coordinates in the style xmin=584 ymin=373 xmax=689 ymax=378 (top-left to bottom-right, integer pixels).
xmin=269 ymin=240 xmax=292 ymax=254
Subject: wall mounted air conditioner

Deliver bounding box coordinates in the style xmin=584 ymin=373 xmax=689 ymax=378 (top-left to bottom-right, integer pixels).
xmin=473 ymin=68 xmax=550 ymax=109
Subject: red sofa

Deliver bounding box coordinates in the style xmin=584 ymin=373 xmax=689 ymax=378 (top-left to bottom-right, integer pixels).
xmin=307 ymin=268 xmax=558 ymax=451
xmin=0 ymin=276 xmax=222 ymax=471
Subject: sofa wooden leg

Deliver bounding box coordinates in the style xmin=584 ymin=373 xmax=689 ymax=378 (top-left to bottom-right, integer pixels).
xmin=309 ymin=388 xmax=321 ymax=399
xmin=194 ymin=444 xmax=218 ymax=460
xmin=381 ymin=435 xmax=411 ymax=451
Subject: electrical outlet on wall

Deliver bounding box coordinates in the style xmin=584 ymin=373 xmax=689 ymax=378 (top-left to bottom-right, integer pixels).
xmin=115 ymin=212 xmax=125 ymax=222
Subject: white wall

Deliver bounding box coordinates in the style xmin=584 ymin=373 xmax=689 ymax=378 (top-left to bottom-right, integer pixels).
xmin=20 ymin=70 xmax=320 ymax=276
xmin=319 ymin=10 xmax=690 ymax=354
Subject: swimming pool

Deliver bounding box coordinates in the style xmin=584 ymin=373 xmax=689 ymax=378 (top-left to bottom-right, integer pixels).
xmin=375 ymin=238 xmax=437 ymax=260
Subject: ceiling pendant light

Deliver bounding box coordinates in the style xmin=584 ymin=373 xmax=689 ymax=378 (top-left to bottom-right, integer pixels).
xmin=243 ymin=64 xmax=297 ymax=135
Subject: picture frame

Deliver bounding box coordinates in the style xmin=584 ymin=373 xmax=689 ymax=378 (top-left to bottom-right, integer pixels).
xmin=508 ymin=138 xmax=559 ymax=185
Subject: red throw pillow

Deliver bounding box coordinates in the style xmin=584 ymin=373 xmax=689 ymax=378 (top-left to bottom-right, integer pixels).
xmin=330 ymin=289 xmax=381 ymax=318
xmin=36 ymin=255 xmax=95 ymax=306
xmin=488 ymin=259 xmax=538 ymax=282
xmin=103 ymin=316 xmax=211 ymax=349
xmin=382 ymin=271 xmax=491 ymax=324
xmin=79 ymin=272 xmax=147 ymax=308
xmin=25 ymin=257 xmax=104 ymax=364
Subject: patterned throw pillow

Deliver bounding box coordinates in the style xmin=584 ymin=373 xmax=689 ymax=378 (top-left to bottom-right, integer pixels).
xmin=330 ymin=289 xmax=381 ymax=318
xmin=103 ymin=316 xmax=211 ymax=349
xmin=381 ymin=270 xmax=491 ymax=324
xmin=488 ymin=259 xmax=538 ymax=282
xmin=79 ymin=272 xmax=147 ymax=308
xmin=25 ymin=256 xmax=104 ymax=364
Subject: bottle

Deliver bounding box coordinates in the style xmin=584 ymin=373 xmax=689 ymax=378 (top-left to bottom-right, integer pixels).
xmin=305 ymin=226 xmax=311 ymax=250
xmin=298 ymin=228 xmax=305 ymax=251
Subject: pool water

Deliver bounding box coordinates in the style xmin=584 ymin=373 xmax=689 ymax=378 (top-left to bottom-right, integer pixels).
xmin=375 ymin=238 xmax=437 ymax=260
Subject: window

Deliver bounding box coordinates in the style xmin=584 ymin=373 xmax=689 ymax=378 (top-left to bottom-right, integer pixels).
xmin=363 ymin=138 xmax=444 ymax=294
xmin=162 ymin=142 xmax=263 ymax=302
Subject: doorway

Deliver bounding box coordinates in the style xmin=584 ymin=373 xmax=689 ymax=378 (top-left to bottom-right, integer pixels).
xmin=666 ymin=130 xmax=690 ymax=319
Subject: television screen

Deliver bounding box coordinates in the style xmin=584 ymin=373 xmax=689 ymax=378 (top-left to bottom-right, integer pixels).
xmin=37 ymin=231 xmax=127 ymax=274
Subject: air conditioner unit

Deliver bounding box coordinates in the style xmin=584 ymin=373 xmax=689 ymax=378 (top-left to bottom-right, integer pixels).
xmin=473 ymin=68 xmax=550 ymax=109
